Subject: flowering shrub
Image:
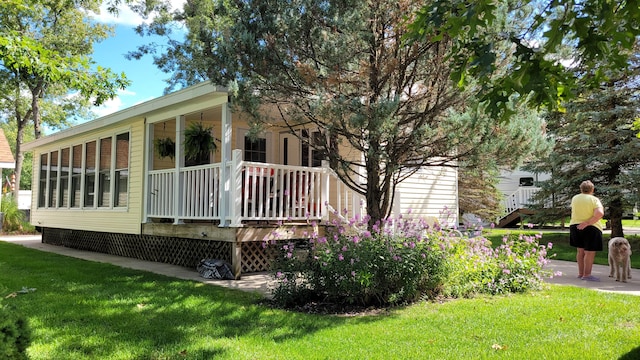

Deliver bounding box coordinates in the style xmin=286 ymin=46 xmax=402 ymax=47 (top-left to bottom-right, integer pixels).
xmin=266 ymin=213 xmax=447 ymax=307
xmin=265 ymin=210 xmax=557 ymax=308
xmin=440 ymin=232 xmax=557 ymax=297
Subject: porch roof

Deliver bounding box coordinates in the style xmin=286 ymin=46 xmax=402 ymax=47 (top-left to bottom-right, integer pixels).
xmin=23 ymin=82 xmax=229 ymax=151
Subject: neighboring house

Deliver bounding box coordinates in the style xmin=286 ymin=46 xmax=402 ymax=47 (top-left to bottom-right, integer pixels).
xmin=0 ymin=129 xmax=16 ymax=216
xmin=0 ymin=129 xmax=15 ymax=170
xmin=23 ymin=82 xmax=458 ymax=277
xmin=496 ymin=169 xmax=550 ymax=227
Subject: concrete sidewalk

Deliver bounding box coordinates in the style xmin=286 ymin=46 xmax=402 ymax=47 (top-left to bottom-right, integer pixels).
xmin=2 ymin=234 xmax=639 ymax=297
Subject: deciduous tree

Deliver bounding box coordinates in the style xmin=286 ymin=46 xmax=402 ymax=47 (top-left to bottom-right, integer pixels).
xmin=0 ymin=0 xmax=129 ymax=198
xmin=409 ymin=0 xmax=640 ymax=121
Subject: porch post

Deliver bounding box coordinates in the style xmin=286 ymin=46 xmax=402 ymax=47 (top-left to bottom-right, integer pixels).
xmin=321 ymin=160 xmax=330 ymax=222
xmin=229 ymin=149 xmax=243 ymax=227
xmin=218 ymin=98 xmax=232 ymax=227
xmin=231 ymin=240 xmax=242 ymax=280
xmin=174 ymin=115 xmax=185 ymax=225
xmin=143 ymin=118 xmax=153 ymax=222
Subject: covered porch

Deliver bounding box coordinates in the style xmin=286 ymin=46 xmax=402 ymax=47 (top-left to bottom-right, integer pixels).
xmin=143 ymin=90 xmax=365 ymax=228
xmin=140 ymin=90 xmax=365 ymax=276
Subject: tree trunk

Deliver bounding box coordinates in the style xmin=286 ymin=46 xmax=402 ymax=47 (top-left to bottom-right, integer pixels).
xmin=32 ymin=83 xmax=44 ymax=140
xmin=11 ymin=83 xmax=30 ymax=201
xmin=608 ymin=198 xmax=624 ymax=238
xmin=12 ymin=126 xmax=25 ymax=201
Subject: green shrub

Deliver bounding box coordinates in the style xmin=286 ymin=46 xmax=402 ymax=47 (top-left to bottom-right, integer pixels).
xmin=0 ymin=195 xmax=26 ymax=233
xmin=267 ymin=210 xmax=556 ymax=308
xmin=267 ymin=214 xmax=447 ymax=307
xmin=440 ymin=232 xmax=556 ymax=297
xmin=0 ymin=304 xmax=31 ymax=360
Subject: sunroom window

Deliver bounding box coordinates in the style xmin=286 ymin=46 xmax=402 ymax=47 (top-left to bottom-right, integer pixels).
xmin=37 ymin=132 xmax=130 ymax=210
xmin=84 ymin=141 xmax=97 ymax=207
xmin=98 ymin=137 xmax=112 ymax=207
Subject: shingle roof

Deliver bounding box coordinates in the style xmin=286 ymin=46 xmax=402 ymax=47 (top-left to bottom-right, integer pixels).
xmin=0 ymin=129 xmax=16 ymax=167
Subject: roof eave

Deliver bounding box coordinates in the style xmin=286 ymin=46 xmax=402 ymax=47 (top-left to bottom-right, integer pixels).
xmin=23 ymin=82 xmax=229 ymax=151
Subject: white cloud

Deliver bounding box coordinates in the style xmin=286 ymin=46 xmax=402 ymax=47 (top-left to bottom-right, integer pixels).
xmin=89 ymin=0 xmax=186 ymax=26
xmin=92 ymin=89 xmax=137 ymax=117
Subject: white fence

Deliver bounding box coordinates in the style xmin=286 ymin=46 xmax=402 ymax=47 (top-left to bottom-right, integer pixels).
xmin=147 ymin=150 xmax=365 ymax=226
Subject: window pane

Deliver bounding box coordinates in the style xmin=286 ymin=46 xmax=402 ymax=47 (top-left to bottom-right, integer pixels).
xmin=98 ymin=137 xmax=112 ymax=207
xmin=244 ymin=136 xmax=266 ymax=163
xmin=71 ymin=145 xmax=82 ymax=207
xmin=48 ymin=151 xmax=58 ymax=208
xmin=59 ymin=148 xmax=70 ymax=207
xmin=302 ymin=130 xmax=323 ymax=167
xmin=38 ymin=153 xmax=48 ymax=207
xmin=84 ymin=141 xmax=96 ymax=207
xmin=114 ymin=133 xmax=129 ymax=207
xmin=301 ymin=130 xmax=309 ymax=167
xmin=311 ymin=131 xmax=323 ymax=167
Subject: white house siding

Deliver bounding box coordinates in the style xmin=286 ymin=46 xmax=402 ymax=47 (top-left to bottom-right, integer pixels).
xmin=496 ymin=169 xmax=550 ymax=196
xmin=392 ymin=165 xmax=458 ymax=225
xmin=29 ymin=119 xmax=145 ymax=235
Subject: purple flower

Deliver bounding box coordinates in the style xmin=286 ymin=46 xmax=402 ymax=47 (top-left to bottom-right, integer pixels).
xmin=338 ymin=253 xmax=344 ymax=261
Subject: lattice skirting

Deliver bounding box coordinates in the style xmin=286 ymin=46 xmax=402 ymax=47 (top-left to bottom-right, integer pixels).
xmin=40 ymin=227 xmax=273 ymax=273
xmin=241 ymin=240 xmax=276 ymax=273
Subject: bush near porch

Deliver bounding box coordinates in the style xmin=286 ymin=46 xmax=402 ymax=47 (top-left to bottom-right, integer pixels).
xmin=265 ymin=211 xmax=556 ymax=308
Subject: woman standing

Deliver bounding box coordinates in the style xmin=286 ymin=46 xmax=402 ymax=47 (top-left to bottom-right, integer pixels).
xmin=569 ymin=180 xmax=605 ymax=281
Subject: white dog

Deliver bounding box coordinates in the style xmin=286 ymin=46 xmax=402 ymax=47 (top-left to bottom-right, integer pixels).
xmin=608 ymin=237 xmax=632 ymax=283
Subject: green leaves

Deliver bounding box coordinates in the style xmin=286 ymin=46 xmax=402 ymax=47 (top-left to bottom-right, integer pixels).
xmin=408 ymin=0 xmax=640 ymax=122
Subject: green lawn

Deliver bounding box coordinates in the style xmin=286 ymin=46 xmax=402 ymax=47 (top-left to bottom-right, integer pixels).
xmin=1 ymin=241 xmax=639 ymax=359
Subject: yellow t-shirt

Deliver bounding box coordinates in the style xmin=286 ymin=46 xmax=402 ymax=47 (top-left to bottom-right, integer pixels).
xmin=570 ymin=193 xmax=604 ymax=231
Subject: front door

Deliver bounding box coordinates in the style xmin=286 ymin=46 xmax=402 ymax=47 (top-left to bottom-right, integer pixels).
xmin=279 ymin=131 xmax=301 ymax=166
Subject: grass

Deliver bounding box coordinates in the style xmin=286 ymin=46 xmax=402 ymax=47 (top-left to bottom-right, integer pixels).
xmin=1 ymin=242 xmax=639 ymax=359
xmin=484 ymin=229 xmax=640 ymax=268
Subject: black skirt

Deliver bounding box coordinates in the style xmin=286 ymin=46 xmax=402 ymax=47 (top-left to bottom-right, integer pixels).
xmin=569 ymin=224 xmax=603 ymax=251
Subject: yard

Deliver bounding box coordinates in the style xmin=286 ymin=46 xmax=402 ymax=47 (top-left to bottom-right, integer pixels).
xmin=1 ymin=241 xmax=639 ymax=360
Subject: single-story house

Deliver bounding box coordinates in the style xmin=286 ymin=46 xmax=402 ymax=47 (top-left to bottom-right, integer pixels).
xmin=23 ymin=82 xmax=458 ymax=278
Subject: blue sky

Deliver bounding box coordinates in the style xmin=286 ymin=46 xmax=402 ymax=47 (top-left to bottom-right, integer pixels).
xmin=89 ymin=2 xmax=186 ymax=118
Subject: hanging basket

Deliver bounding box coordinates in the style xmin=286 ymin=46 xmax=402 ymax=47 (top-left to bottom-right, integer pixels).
xmin=154 ymin=137 xmax=176 ymax=159
xmin=184 ymin=122 xmax=217 ymax=166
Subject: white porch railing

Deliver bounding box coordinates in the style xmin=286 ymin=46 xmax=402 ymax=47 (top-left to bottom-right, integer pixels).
xmin=503 ymin=187 xmax=541 ymax=215
xmin=146 ymin=149 xmax=365 ymax=226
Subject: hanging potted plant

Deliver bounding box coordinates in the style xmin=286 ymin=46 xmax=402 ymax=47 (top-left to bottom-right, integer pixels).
xmin=154 ymin=137 xmax=175 ymax=159
xmin=184 ymin=122 xmax=217 ymax=166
